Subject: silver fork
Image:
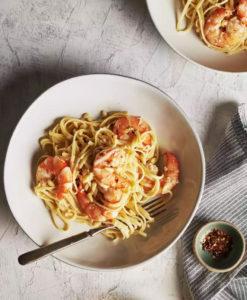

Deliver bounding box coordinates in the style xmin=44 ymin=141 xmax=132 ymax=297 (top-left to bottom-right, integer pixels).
xmin=18 ymin=196 xmax=177 ymax=265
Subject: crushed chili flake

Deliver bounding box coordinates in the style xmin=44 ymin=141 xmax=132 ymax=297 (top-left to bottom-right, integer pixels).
xmin=202 ymin=228 xmax=233 ymax=259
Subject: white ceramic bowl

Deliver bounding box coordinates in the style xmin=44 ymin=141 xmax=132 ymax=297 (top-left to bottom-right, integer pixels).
xmin=4 ymin=74 xmax=205 ymax=270
xmin=146 ymin=0 xmax=247 ymax=72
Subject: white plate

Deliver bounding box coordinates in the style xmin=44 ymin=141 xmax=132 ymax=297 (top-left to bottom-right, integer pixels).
xmin=146 ymin=0 xmax=247 ymax=72
xmin=4 ymin=74 xmax=205 ymax=270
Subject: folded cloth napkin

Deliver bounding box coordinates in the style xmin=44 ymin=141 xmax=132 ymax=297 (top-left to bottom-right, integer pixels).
xmin=183 ymin=104 xmax=247 ymax=300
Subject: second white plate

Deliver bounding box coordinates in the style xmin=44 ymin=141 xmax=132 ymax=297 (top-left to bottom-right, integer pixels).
xmin=146 ymin=0 xmax=247 ymax=72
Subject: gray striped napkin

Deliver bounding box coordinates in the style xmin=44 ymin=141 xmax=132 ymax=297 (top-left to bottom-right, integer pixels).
xmin=183 ymin=104 xmax=247 ymax=300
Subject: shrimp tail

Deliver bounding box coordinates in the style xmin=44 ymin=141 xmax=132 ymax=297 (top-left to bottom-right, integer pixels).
xmin=160 ymin=152 xmax=179 ymax=194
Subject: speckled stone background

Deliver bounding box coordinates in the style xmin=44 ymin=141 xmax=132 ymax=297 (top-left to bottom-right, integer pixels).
xmin=0 ymin=1 xmax=247 ymax=299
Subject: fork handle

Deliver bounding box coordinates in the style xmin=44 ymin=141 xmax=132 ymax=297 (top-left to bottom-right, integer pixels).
xmin=18 ymin=226 xmax=112 ymax=265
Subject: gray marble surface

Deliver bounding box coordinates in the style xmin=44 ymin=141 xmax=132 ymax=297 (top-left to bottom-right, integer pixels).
xmin=0 ymin=0 xmax=247 ymax=299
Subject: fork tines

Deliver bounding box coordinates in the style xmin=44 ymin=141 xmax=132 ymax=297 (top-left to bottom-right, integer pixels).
xmin=142 ymin=196 xmax=169 ymax=218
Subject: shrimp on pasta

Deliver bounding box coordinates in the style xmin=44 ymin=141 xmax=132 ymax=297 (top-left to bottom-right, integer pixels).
xmin=177 ymin=0 xmax=247 ymax=54
xmin=34 ymin=112 xmax=180 ymax=239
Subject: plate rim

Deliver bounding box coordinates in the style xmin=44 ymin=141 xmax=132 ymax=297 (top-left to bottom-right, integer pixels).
xmin=145 ymin=0 xmax=247 ymax=74
xmin=4 ymin=73 xmax=206 ymax=271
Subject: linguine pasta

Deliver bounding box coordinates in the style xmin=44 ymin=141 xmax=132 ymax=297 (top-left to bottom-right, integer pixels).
xmin=34 ymin=111 xmax=170 ymax=240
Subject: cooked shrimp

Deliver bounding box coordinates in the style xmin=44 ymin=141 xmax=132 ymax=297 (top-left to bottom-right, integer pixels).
xmin=204 ymin=7 xmax=246 ymax=48
xmin=160 ymin=152 xmax=179 ymax=194
xmin=237 ymin=0 xmax=247 ymax=25
xmin=93 ymin=147 xmax=129 ymax=204
xmin=36 ymin=156 xmax=72 ymax=199
xmin=140 ymin=152 xmax=179 ymax=195
xmin=76 ymin=188 xmax=118 ymax=221
xmin=113 ymin=116 xmax=152 ymax=146
xmin=93 ymin=148 xmax=128 ymax=188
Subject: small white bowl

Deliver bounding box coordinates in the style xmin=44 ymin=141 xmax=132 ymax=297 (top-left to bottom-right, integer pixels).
xmin=146 ymin=0 xmax=247 ymax=73
xmin=4 ymin=74 xmax=205 ymax=270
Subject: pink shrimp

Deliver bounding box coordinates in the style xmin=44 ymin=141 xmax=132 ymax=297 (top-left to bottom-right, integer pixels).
xmin=76 ymin=147 xmax=129 ymax=222
xmin=204 ymin=6 xmax=246 ymax=48
xmin=141 ymin=152 xmax=179 ymax=195
xmin=160 ymin=152 xmax=179 ymax=194
xmin=76 ymin=188 xmax=118 ymax=222
xmin=36 ymin=156 xmax=72 ymax=199
xmin=237 ymin=0 xmax=247 ymax=25
xmin=113 ymin=116 xmax=152 ymax=146
xmin=93 ymin=147 xmax=129 ymax=203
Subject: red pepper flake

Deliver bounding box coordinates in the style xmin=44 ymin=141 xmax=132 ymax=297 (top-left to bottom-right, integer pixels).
xmin=202 ymin=228 xmax=233 ymax=259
